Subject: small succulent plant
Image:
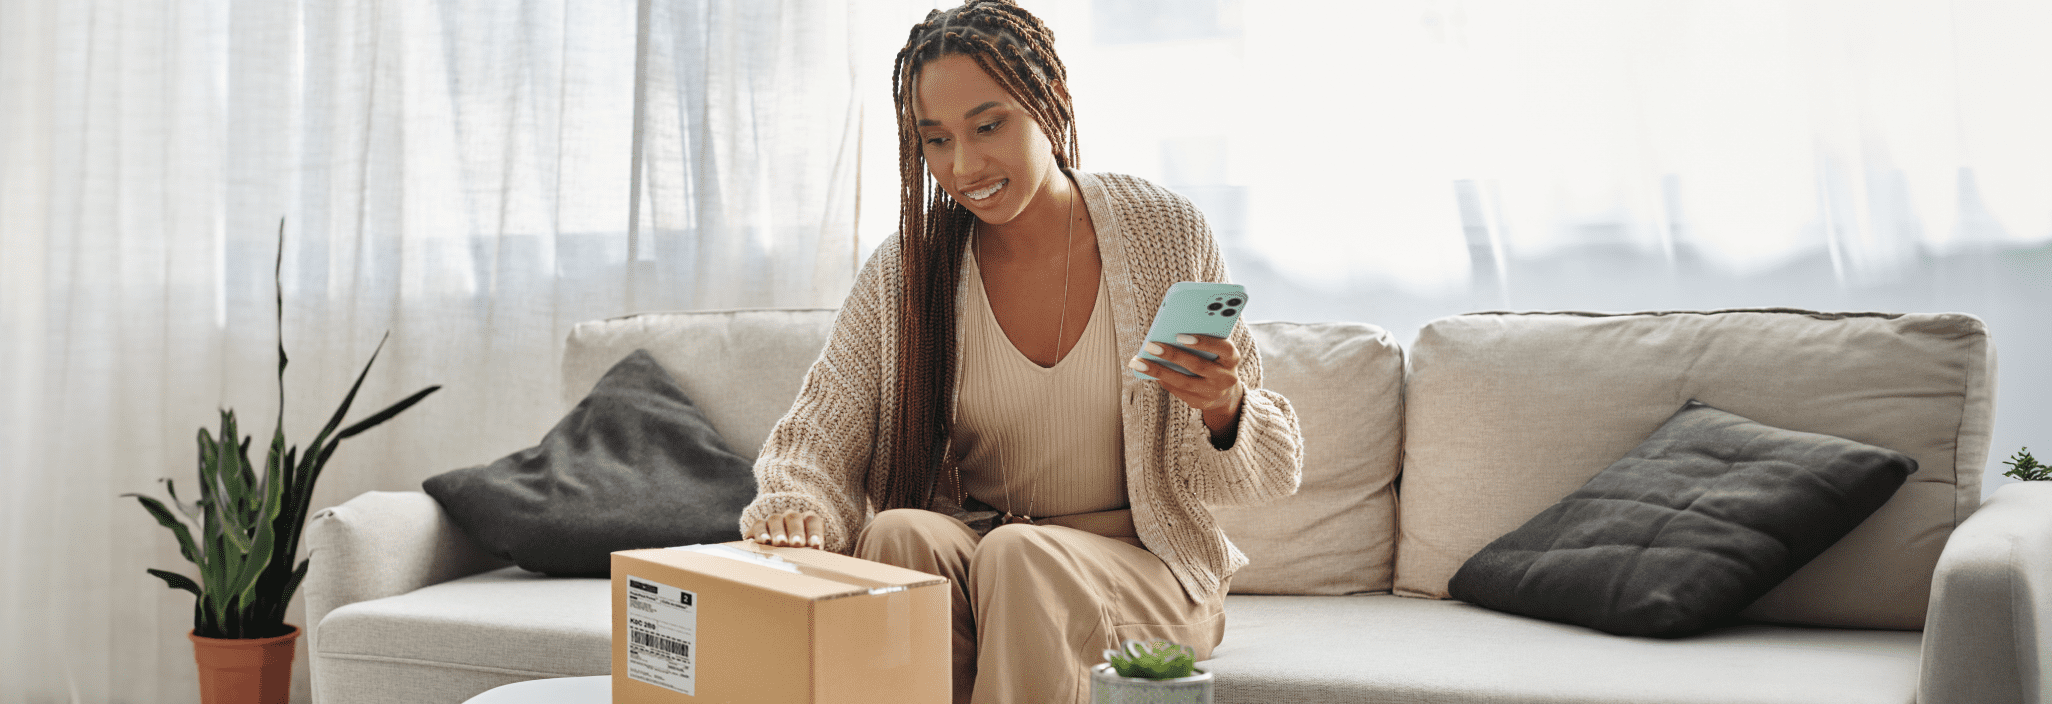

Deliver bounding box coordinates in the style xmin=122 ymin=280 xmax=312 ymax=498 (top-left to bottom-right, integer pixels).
xmin=2003 ymin=447 xmax=2048 ymax=481
xmin=1102 ymin=639 xmax=1198 ymax=680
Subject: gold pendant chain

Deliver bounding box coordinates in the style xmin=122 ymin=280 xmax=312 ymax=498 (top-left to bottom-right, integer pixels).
xmin=968 ymin=181 xmax=1076 ymax=527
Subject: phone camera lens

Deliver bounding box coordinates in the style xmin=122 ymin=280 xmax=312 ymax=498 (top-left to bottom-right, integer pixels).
xmin=1227 ymin=298 xmax=1243 ymax=307
xmin=1222 ymin=309 xmax=1238 ymax=317
xmin=1207 ymin=303 xmax=1222 ymax=311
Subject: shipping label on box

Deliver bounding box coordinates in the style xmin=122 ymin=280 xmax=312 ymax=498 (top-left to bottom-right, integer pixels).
xmin=612 ymin=541 xmax=950 ymax=704
xmin=623 ymin=575 xmax=697 ymax=695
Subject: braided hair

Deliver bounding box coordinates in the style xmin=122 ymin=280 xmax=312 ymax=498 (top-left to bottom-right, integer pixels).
xmin=880 ymin=0 xmax=1079 ymax=512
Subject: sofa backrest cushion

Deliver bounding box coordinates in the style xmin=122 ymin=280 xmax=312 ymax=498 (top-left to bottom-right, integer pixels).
xmin=1217 ymin=321 xmax=1403 ymax=595
xmin=1395 ymin=309 xmax=1996 ymax=630
xmin=561 ymin=310 xmax=1406 ymax=596
xmin=564 ymin=309 xmax=839 ymax=462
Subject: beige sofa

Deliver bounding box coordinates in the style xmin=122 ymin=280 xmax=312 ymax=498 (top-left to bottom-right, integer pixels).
xmin=304 ymin=307 xmax=2050 ymax=704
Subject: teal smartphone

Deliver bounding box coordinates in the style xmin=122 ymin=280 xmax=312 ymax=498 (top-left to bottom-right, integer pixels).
xmin=1131 ymin=282 xmax=1249 ymax=380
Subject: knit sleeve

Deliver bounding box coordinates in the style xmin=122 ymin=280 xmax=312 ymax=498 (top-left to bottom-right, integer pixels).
xmin=736 ymin=239 xmax=894 ymax=553
xmin=1180 ymin=206 xmax=1304 ymax=506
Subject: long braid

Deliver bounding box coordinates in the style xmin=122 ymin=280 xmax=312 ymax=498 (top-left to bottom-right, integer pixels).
xmin=880 ymin=0 xmax=1078 ymax=511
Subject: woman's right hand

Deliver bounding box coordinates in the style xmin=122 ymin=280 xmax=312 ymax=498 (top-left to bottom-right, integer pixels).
xmin=744 ymin=510 xmax=825 ymax=549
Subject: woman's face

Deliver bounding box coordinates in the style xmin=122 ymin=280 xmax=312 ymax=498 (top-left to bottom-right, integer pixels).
xmin=912 ymin=53 xmax=1062 ymax=226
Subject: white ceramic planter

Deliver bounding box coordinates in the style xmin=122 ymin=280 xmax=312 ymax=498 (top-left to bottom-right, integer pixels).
xmin=1088 ymin=663 xmax=1214 ymax=704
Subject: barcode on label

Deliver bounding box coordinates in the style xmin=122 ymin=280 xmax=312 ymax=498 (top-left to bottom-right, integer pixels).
xmin=632 ymin=629 xmax=691 ymax=658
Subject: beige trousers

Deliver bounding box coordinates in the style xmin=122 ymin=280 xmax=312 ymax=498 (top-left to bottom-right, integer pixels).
xmin=853 ymin=508 xmax=1227 ymax=704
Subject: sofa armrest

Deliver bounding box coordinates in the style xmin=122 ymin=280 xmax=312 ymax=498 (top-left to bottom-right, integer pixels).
xmin=304 ymin=490 xmax=512 ymax=646
xmin=1920 ymin=481 xmax=2052 ymax=704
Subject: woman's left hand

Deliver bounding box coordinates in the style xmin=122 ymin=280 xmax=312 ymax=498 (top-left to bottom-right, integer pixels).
xmin=1128 ymin=334 xmax=1245 ymax=443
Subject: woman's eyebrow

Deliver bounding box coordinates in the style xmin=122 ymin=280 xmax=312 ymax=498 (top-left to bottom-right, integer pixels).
xmin=918 ymin=101 xmax=1004 ymax=127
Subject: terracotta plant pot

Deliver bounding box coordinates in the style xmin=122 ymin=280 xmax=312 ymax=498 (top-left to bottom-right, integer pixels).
xmin=188 ymin=624 xmax=299 ymax=704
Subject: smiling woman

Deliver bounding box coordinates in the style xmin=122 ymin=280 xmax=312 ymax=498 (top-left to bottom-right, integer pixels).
xmin=914 ymin=67 xmax=1072 ymax=227
xmin=735 ymin=2 xmax=1306 ymax=703
xmin=915 ymin=55 xmax=1099 ymax=364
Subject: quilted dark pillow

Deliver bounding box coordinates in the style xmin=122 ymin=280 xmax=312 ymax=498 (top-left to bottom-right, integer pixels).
xmin=1447 ymin=400 xmax=1916 ymax=637
xmin=423 ymin=349 xmax=757 ymax=576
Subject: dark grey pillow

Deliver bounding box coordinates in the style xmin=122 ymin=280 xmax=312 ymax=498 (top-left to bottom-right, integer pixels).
xmin=423 ymin=349 xmax=756 ymax=576
xmin=1447 ymin=400 xmax=1915 ymax=637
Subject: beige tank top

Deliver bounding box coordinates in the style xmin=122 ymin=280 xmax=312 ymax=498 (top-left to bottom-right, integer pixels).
xmin=951 ymin=251 xmax=1128 ymax=520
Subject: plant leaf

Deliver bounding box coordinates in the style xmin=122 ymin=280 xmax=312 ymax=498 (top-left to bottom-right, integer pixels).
xmin=146 ymin=568 xmax=203 ymax=598
xmin=272 ymin=558 xmax=309 ymax=625
xmin=123 ymin=493 xmax=202 ymax=566
xmin=335 ymin=384 xmax=441 ymax=440
xmin=216 ymin=411 xmax=248 ymax=512
xmin=300 ymin=333 xmax=391 ymax=478
xmin=211 ymin=467 xmax=252 ymax=554
xmin=210 ymin=518 xmax=243 ymax=595
xmin=224 ymin=439 xmax=285 ymax=619
xmin=196 ymin=428 xmax=218 ymax=495
xmin=194 ymin=426 xmax=219 ymax=521
xmin=262 ymin=429 xmax=288 ymax=518
xmin=236 ymin=433 xmax=258 ymax=513
xmin=195 ymin=427 xmax=224 ymax=552
xmin=224 ymin=508 xmax=276 ymax=614
xmin=262 ymin=434 xmax=287 ymax=526
xmin=161 ymin=478 xmax=201 ymax=521
xmin=275 ymin=217 xmax=288 ymax=383
xmin=210 ymin=412 xmax=253 ymax=550
xmin=200 ymin=531 xmax=229 ymax=633
xmin=276 ymin=445 xmax=302 ymax=550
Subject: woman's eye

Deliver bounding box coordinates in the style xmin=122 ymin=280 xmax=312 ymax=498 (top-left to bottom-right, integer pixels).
xmin=924 ymin=136 xmax=948 ymax=147
xmin=977 ymin=120 xmax=1003 ymax=134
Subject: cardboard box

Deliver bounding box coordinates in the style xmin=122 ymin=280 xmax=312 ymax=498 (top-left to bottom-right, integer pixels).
xmin=612 ymin=541 xmax=951 ymax=704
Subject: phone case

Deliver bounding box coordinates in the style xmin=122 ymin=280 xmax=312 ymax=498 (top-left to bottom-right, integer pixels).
xmin=1131 ymin=282 xmax=1249 ymax=380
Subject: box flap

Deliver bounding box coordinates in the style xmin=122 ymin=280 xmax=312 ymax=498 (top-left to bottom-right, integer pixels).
xmin=616 ymin=548 xmax=870 ymax=601
xmin=731 ymin=542 xmax=949 ymax=589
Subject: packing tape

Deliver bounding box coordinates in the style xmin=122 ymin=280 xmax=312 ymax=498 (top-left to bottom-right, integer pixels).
xmin=879 ymin=587 xmax=911 ymax=670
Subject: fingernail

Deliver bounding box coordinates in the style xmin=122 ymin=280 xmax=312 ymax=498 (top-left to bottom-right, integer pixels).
xmin=1176 ymin=334 xmax=1197 ymax=345
xmin=774 ymin=534 xmax=787 ymax=545
xmin=809 ymin=536 xmax=823 ymax=549
xmin=1142 ymin=342 xmax=1164 ymax=355
xmin=1126 ymin=358 xmax=1147 ymax=371
xmin=758 ymin=533 xmax=771 ymax=543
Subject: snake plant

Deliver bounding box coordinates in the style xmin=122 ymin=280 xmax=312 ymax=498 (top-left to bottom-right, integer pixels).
xmin=1102 ymin=639 xmax=1199 ymax=680
xmin=121 ymin=220 xmax=440 ymax=639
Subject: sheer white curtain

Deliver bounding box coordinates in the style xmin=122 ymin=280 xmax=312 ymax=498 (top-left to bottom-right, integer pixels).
xmin=9 ymin=0 xmax=2048 ymax=701
xmin=1044 ymin=0 xmax=2052 ymax=497
xmin=0 ymin=0 xmax=899 ymax=701
xmin=1051 ymin=0 xmax=2052 ymax=289
xmin=2 ymin=2 xmax=261 ymax=702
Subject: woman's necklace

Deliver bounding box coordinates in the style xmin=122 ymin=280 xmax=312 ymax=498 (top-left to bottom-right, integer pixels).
xmin=972 ymin=182 xmax=1076 ymax=527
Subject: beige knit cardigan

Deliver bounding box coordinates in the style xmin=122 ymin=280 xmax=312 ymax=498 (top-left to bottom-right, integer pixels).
xmin=738 ymin=170 xmax=1305 ymax=601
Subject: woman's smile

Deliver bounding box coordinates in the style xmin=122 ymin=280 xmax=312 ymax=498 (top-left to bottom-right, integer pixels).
xmin=964 ymin=179 xmax=1008 ymax=202
xmin=913 ymin=54 xmax=1064 ymax=227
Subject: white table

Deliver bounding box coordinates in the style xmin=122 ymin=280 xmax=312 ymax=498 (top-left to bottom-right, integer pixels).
xmin=463 ymin=675 xmax=611 ymax=703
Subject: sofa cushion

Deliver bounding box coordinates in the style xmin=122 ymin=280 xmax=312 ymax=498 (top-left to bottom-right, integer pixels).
xmin=1447 ymin=401 xmax=1916 ymax=637
xmin=423 ymin=350 xmax=756 ymax=576
xmin=1215 ymin=322 xmax=1402 ymax=595
xmin=1396 ymin=309 xmax=1995 ymax=629
xmin=1201 ymin=594 xmax=1921 ymax=704
xmin=566 ymin=311 xmax=1407 ymax=596
xmin=314 ymin=570 xmax=1923 ymax=704
xmin=564 ymin=309 xmax=839 ymax=461
xmin=312 ymin=566 xmax=610 ymax=704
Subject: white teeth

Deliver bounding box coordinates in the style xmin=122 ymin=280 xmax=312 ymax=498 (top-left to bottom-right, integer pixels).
xmin=965 ymin=180 xmax=1006 ymax=201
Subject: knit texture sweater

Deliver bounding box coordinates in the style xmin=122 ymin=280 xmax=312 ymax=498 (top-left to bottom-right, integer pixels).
xmin=738 ymin=170 xmax=1305 ymax=601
